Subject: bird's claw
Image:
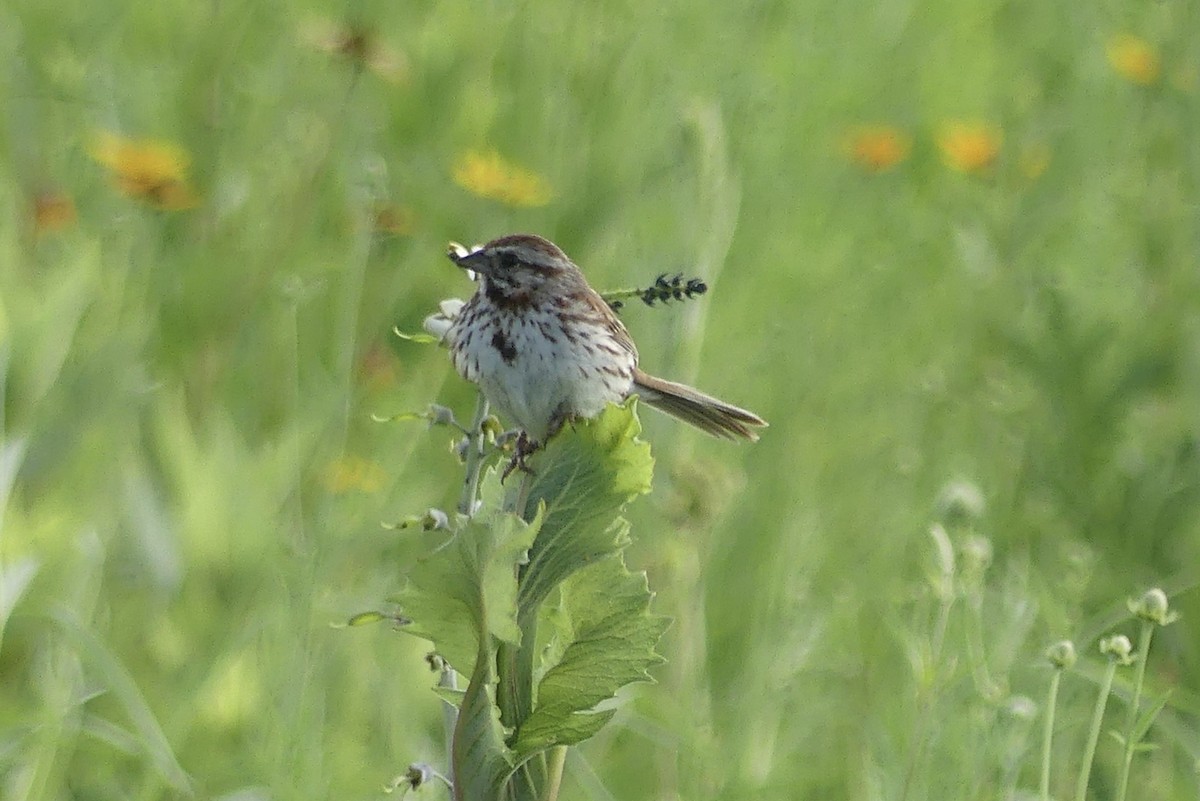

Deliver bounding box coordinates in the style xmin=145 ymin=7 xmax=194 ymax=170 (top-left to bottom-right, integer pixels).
xmin=501 ymin=432 xmax=539 ymax=482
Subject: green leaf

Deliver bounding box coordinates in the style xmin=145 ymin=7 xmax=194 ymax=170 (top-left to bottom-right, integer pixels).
xmin=396 ymin=476 xmax=541 ymax=674
xmin=517 ymin=402 xmax=654 ymax=613
xmin=344 ymin=610 xmax=387 ymax=627
xmin=1132 ymin=691 xmax=1172 ymax=743
xmin=49 ymin=609 xmax=192 ymax=792
xmin=513 ymin=554 xmax=669 ymax=757
xmin=392 ymin=326 xmax=441 ymax=345
xmin=453 ymin=633 xmax=514 ymax=801
xmin=370 ymin=410 xmax=432 ymax=424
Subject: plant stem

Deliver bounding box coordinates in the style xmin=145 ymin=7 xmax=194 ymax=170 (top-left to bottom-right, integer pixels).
xmin=1040 ymin=669 xmax=1062 ymax=801
xmin=438 ymin=667 xmax=458 ymax=788
xmin=1074 ymin=660 xmax=1118 ymax=801
xmin=900 ymin=586 xmax=955 ymax=801
xmin=1114 ymin=620 xmax=1154 ymax=801
xmin=444 ymin=393 xmax=490 ymax=792
xmin=497 ymin=468 xmax=539 ymax=800
xmin=539 ymin=746 xmax=567 ymax=801
xmin=457 ymin=394 xmax=492 ymax=516
xmin=496 ymin=466 xmax=536 ymax=726
xmin=963 ymin=586 xmax=1000 ymax=700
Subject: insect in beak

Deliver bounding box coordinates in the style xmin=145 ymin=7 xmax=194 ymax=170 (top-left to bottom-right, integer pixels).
xmin=446 ymin=242 xmax=488 ymax=281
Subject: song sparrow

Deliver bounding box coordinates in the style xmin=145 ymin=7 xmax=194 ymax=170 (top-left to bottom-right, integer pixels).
xmin=443 ymin=234 xmax=766 ymax=453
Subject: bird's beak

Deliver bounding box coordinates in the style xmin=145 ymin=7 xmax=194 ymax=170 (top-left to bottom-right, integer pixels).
xmin=446 ymin=243 xmax=488 ymax=278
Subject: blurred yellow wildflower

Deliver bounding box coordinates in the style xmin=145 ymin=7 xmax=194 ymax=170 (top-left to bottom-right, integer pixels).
xmin=453 ymin=149 xmax=552 ymax=207
xmin=357 ymin=343 xmax=400 ymax=393
xmin=89 ymin=132 xmax=199 ymax=210
xmin=32 ymin=190 xmax=77 ymax=234
xmin=373 ymin=202 xmax=416 ymax=236
xmin=842 ymin=125 xmax=911 ymax=172
xmin=324 ymin=455 xmax=386 ymax=493
xmin=1107 ymin=35 xmax=1160 ymax=86
xmin=300 ymin=18 xmax=408 ymax=84
xmin=937 ymin=122 xmax=1002 ymax=174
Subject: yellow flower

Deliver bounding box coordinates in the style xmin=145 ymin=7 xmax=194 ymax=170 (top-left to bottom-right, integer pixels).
xmin=323 ymin=455 xmax=386 ymax=493
xmin=452 ymin=149 xmax=552 ymax=207
xmin=89 ymin=132 xmax=199 ymax=210
xmin=32 ymin=190 xmax=77 ymax=234
xmin=1107 ymin=34 xmax=1160 ymax=86
xmin=372 ymin=202 xmax=415 ymax=236
xmin=842 ymin=125 xmax=911 ymax=172
xmin=299 ymin=17 xmax=408 ymax=84
xmin=937 ymin=121 xmax=1002 ymax=174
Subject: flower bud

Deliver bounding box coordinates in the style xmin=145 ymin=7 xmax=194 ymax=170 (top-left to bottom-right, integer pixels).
xmin=1006 ymin=695 xmax=1038 ymax=721
xmin=385 ymin=763 xmax=435 ymax=793
xmin=1045 ymin=639 xmax=1077 ymax=670
xmin=421 ymin=508 xmax=450 ymax=531
xmin=1128 ymin=587 xmax=1179 ymax=626
xmin=936 ymin=478 xmax=986 ymax=525
xmin=1100 ymin=634 xmax=1135 ymax=665
xmin=927 ymin=523 xmax=955 ymax=600
xmin=383 ymin=507 xmax=451 ymax=532
xmin=422 ymin=298 xmax=465 ymax=343
xmin=481 ymin=415 xmax=506 ymax=442
xmin=427 ymin=404 xmax=457 ymax=428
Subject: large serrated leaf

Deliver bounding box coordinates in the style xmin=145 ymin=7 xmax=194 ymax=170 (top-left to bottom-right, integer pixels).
xmin=517 ymin=402 xmax=654 ymax=613
xmin=453 ymin=635 xmax=514 ymax=801
xmin=396 ymin=480 xmax=541 ymax=675
xmin=513 ymin=554 xmax=669 ymax=757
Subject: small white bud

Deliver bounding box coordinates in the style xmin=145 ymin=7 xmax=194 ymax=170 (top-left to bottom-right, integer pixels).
xmin=1045 ymin=639 xmax=1077 ymax=670
xmin=936 ymin=478 xmax=986 ymax=524
xmin=928 ymin=523 xmax=955 ymax=600
xmin=422 ymin=508 xmax=450 ymax=531
xmin=1100 ymin=634 xmax=1135 ymax=665
xmin=1128 ymin=587 xmax=1179 ymax=626
xmin=427 ymin=404 xmax=456 ymax=427
xmin=1006 ymin=695 xmax=1038 ymax=721
xmin=422 ymin=298 xmax=466 ymax=343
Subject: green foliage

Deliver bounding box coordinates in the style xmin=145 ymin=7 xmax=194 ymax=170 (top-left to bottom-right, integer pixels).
xmin=395 ymin=404 xmax=664 ymax=799
xmin=518 ymin=400 xmax=654 ymax=612
xmin=0 ymin=0 xmax=1198 ymax=798
xmin=452 ymin=639 xmax=513 ymax=801
xmin=396 ymin=483 xmax=540 ymax=676
xmin=516 ymin=554 xmax=668 ymax=757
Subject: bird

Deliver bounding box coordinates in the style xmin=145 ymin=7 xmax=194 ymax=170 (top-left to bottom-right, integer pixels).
xmin=441 ymin=234 xmax=766 ymax=463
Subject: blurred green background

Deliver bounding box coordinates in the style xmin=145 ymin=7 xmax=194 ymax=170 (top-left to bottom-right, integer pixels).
xmin=1 ymin=0 xmax=1198 ymax=798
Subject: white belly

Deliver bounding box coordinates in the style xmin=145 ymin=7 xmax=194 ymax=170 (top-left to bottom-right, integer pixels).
xmin=449 ymin=301 xmax=634 ymax=441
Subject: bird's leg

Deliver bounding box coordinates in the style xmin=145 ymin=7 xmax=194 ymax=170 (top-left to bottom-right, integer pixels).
xmin=501 ymin=431 xmax=539 ymax=482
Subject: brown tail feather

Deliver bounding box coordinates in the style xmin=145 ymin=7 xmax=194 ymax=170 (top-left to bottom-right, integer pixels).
xmin=631 ymin=369 xmax=767 ymax=441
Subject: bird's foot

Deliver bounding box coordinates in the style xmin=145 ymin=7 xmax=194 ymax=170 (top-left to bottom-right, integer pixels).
xmin=501 ymin=432 xmax=539 ymax=482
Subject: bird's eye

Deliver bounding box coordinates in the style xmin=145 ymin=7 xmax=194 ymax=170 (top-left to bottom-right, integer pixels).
xmin=497 ymin=251 xmax=520 ymax=270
